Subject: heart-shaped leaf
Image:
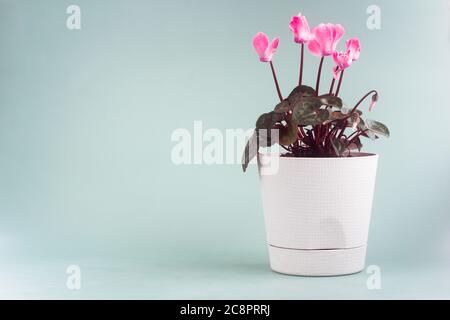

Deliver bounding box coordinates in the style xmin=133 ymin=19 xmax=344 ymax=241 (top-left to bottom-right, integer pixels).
xmin=365 ymin=119 xmax=390 ymax=138
xmin=315 ymin=109 xmax=331 ymax=124
xmin=273 ymin=100 xmax=291 ymax=113
xmin=291 ymin=97 xmax=322 ymax=118
xmin=288 ymin=85 xmax=316 ymax=99
xmin=358 ymin=118 xmax=378 ymax=140
xmin=255 ymin=111 xmax=284 ymax=129
xmin=294 ymin=107 xmax=330 ymax=126
xmin=287 ymin=85 xmax=317 ymax=105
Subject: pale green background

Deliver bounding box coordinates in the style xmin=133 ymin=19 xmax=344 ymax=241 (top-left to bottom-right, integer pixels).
xmin=0 ymin=0 xmax=450 ymax=299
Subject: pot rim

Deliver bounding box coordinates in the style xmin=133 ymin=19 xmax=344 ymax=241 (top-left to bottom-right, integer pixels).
xmin=258 ymin=152 xmax=378 ymax=161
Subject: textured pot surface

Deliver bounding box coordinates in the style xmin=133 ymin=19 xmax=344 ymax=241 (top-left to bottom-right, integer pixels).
xmin=259 ymin=153 xmax=378 ymax=276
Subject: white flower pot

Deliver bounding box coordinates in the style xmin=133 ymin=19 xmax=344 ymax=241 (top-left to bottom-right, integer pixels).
xmin=258 ymin=153 xmax=378 ymax=276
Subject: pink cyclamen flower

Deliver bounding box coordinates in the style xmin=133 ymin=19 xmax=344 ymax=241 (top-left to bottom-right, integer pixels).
xmin=289 ymin=13 xmax=313 ymax=44
xmin=252 ymin=32 xmax=279 ymax=62
xmin=332 ymin=38 xmax=361 ymax=78
xmin=346 ymin=38 xmax=361 ymax=61
xmin=369 ymin=99 xmax=377 ymax=112
xmin=333 ymin=51 xmax=352 ymax=72
xmin=307 ymin=23 xmax=345 ymax=57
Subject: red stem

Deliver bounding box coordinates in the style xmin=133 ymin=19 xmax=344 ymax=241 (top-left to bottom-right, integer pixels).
xmin=329 ymin=78 xmax=336 ymax=95
xmin=337 ymin=125 xmax=347 ymax=139
xmin=270 ymin=61 xmax=283 ymax=102
xmin=335 ymin=122 xmax=345 ymax=139
xmin=315 ymin=57 xmax=325 ymax=96
xmin=347 ymin=130 xmax=360 ymax=141
xmin=299 ymin=127 xmax=310 ymax=146
xmin=326 ymin=123 xmax=341 ymax=139
xmin=349 ymin=90 xmax=378 ymax=115
xmin=299 ymin=43 xmax=304 ymax=86
xmin=315 ymin=126 xmax=320 ymax=145
xmin=347 ymin=129 xmax=369 ymax=146
xmin=328 ymin=90 xmax=379 ymax=131
xmin=321 ymin=125 xmax=328 ymax=145
xmin=335 ymin=69 xmax=345 ymax=96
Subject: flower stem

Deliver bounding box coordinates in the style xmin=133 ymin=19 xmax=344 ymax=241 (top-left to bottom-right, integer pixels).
xmin=346 ymin=129 xmax=369 ymax=147
xmin=315 ymin=57 xmax=325 ymax=96
xmin=349 ymin=90 xmax=378 ymax=114
xmin=347 ymin=130 xmax=359 ymax=141
xmin=299 ymin=43 xmax=304 ymax=86
xmin=335 ymin=69 xmax=345 ymax=96
xmin=270 ymin=61 xmax=283 ymax=102
xmin=329 ymin=78 xmax=336 ymax=95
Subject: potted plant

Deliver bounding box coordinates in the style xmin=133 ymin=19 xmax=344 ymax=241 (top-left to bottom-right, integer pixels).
xmin=242 ymin=13 xmax=389 ymax=276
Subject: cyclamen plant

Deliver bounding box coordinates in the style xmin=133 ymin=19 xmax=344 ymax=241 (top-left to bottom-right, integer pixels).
xmin=242 ymin=13 xmax=389 ymax=172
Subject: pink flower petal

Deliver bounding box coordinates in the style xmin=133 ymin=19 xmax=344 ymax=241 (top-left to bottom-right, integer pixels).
xmin=307 ymin=39 xmax=323 ymax=57
xmin=289 ymin=16 xmax=301 ymax=34
xmin=333 ymin=51 xmax=352 ymax=70
xmin=289 ymin=14 xmax=312 ymax=44
xmin=269 ymin=37 xmax=279 ymax=51
xmin=369 ymin=99 xmax=377 ymax=112
xmin=333 ymin=24 xmax=345 ymax=45
xmin=346 ymin=38 xmax=361 ymax=61
xmin=252 ymin=32 xmax=278 ymax=62
xmin=369 ymin=93 xmax=378 ymax=111
xmin=253 ymin=32 xmax=269 ymax=60
xmin=308 ymin=23 xmax=345 ymax=57
xmin=312 ymin=23 xmax=333 ymax=55
xmin=262 ymin=37 xmax=279 ymax=62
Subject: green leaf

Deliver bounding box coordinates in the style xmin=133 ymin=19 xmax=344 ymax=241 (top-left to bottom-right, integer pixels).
xmin=273 ymin=100 xmax=291 ymax=113
xmin=241 ymin=127 xmax=280 ymax=172
xmin=348 ymin=137 xmax=363 ymax=152
xmin=288 ymin=85 xmax=316 ymax=99
xmin=331 ymin=138 xmax=346 ymax=156
xmin=318 ymin=95 xmax=343 ymax=109
xmin=341 ymin=106 xmax=363 ymax=116
xmin=257 ymin=128 xmax=278 ymax=148
xmin=279 ymin=120 xmax=299 ymax=146
xmin=242 ymin=131 xmax=258 ymax=172
xmin=329 ymin=111 xmax=347 ymax=121
xmin=291 ymin=97 xmax=322 ymax=118
xmin=347 ymin=112 xmax=360 ymax=128
xmin=317 ymin=109 xmax=331 ymax=122
xmin=255 ymin=111 xmax=284 ymax=129
xmin=292 ymin=105 xmax=316 ymax=123
xmin=365 ymin=119 xmax=390 ymax=138
xmin=358 ymin=118 xmax=378 ymax=140
xmin=293 ymin=106 xmax=330 ymax=126
xmin=287 ymin=85 xmax=316 ymax=105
